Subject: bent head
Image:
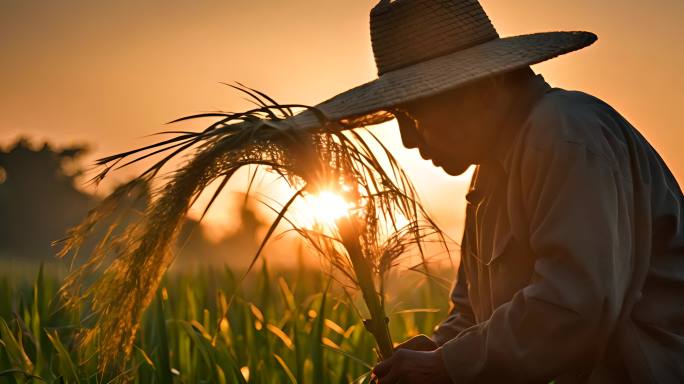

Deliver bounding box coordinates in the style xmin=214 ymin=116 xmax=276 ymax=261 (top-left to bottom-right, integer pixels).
xmin=393 ymin=67 xmax=535 ymax=176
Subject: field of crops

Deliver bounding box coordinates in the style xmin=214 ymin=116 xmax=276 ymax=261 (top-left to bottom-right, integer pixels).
xmin=0 ymin=261 xmax=453 ymax=383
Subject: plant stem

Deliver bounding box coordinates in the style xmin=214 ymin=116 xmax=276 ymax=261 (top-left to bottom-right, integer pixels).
xmin=338 ymin=217 xmax=394 ymax=360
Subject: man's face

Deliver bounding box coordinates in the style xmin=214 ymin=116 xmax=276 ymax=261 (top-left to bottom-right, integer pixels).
xmin=395 ymin=82 xmax=499 ymax=176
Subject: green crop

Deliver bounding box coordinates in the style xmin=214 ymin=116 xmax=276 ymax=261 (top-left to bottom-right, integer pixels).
xmin=0 ymin=261 xmax=452 ymax=383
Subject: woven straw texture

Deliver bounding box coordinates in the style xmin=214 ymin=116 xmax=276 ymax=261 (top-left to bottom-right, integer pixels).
xmin=372 ymin=0 xmax=499 ymax=75
xmin=288 ymin=0 xmax=597 ymax=131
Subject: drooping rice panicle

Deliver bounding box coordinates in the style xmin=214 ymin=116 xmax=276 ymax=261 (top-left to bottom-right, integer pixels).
xmin=57 ymin=84 xmax=447 ymax=369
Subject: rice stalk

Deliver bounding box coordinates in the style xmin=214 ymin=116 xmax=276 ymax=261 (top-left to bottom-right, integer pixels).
xmin=57 ymin=84 xmax=446 ymax=369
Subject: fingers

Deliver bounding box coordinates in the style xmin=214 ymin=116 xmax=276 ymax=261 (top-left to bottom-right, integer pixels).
xmin=396 ymin=334 xmax=437 ymax=351
xmin=378 ymin=366 xmax=401 ymax=384
xmin=373 ymin=350 xmax=404 ymax=384
xmin=373 ymin=349 xmax=449 ymax=384
xmin=372 ymin=353 xmax=394 ymax=378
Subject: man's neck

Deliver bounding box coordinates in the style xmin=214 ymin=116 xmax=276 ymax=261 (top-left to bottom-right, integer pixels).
xmin=488 ymin=74 xmax=551 ymax=171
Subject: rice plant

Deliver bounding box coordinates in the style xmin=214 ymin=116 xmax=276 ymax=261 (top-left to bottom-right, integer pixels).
xmin=0 ymin=260 xmax=453 ymax=383
xmin=55 ymin=84 xmax=447 ymax=372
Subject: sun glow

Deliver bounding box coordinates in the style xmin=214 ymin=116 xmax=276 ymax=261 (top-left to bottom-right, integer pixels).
xmin=306 ymin=190 xmax=354 ymax=226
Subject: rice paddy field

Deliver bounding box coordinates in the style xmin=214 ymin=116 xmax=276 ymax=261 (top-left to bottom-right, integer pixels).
xmin=0 ymin=261 xmax=454 ymax=383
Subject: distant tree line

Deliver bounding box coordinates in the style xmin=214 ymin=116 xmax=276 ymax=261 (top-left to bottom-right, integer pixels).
xmin=0 ymin=138 xmax=264 ymax=266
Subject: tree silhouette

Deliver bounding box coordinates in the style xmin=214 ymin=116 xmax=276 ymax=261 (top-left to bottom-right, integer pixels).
xmin=0 ymin=138 xmax=94 ymax=260
xmin=0 ymin=137 xmax=265 ymax=266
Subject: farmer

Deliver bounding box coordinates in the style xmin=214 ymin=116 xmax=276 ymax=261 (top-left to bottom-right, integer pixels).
xmin=293 ymin=0 xmax=684 ymax=382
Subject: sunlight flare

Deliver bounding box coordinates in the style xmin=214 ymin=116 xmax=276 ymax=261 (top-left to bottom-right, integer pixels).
xmin=306 ymin=190 xmax=354 ymax=226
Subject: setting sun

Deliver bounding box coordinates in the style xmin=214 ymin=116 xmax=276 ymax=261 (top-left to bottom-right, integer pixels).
xmin=306 ymin=190 xmax=353 ymax=226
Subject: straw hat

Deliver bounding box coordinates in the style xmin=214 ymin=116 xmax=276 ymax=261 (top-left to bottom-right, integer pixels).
xmin=289 ymin=0 xmax=596 ymax=130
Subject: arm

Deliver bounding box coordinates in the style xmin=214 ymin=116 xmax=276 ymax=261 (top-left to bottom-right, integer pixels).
xmin=440 ymin=138 xmax=634 ymax=383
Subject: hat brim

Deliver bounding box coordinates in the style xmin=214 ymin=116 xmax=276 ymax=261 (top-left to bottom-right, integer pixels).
xmin=288 ymin=31 xmax=597 ymax=130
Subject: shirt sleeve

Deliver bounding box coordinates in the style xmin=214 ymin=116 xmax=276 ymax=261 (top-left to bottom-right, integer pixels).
xmin=440 ymin=137 xmax=634 ymax=382
xmin=433 ymin=251 xmax=477 ymax=346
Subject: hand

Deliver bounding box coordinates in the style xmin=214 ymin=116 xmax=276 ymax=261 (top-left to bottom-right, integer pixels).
xmin=395 ymin=334 xmax=439 ymax=352
xmin=372 ymin=348 xmax=451 ymax=384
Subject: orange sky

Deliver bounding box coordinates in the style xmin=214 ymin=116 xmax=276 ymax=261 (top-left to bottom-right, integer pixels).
xmin=1 ymin=0 xmax=682 ymax=242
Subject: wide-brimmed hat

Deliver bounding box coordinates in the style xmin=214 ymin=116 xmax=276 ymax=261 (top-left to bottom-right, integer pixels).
xmin=289 ymin=0 xmax=596 ymax=130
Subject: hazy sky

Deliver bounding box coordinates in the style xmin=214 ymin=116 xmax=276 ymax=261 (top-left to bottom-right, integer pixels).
xmin=1 ymin=0 xmax=682 ymax=241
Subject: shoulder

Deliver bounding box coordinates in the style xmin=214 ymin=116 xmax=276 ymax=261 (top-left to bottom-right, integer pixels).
xmin=517 ymin=89 xmax=631 ymax=172
xmin=523 ymin=89 xmax=611 ymax=148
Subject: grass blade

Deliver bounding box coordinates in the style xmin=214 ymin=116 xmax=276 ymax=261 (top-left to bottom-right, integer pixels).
xmin=46 ymin=330 xmax=80 ymax=384
xmin=310 ymin=283 xmax=330 ymax=381
xmin=273 ymin=353 xmax=297 ymax=384
xmin=154 ymin=291 xmax=173 ymax=383
xmin=0 ymin=318 xmax=33 ymax=372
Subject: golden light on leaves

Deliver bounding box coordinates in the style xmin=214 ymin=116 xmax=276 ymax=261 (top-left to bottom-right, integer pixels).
xmin=240 ymin=366 xmax=250 ymax=381
xmin=219 ymin=318 xmax=230 ymax=335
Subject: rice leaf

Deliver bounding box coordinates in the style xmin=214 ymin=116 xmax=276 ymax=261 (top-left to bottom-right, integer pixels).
xmin=154 ymin=291 xmax=173 ymax=383
xmin=273 ymin=353 xmax=298 ymax=384
xmin=0 ymin=318 xmax=33 ymax=372
xmin=310 ymin=283 xmax=329 ymax=381
xmin=0 ymin=369 xmax=45 ymax=382
xmin=46 ymin=330 xmax=80 ymax=384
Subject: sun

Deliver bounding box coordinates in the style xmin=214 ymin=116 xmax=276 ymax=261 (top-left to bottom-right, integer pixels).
xmin=306 ymin=190 xmax=353 ymax=226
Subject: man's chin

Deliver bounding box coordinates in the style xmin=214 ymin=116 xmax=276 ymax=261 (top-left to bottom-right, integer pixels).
xmin=439 ymin=163 xmax=470 ymax=176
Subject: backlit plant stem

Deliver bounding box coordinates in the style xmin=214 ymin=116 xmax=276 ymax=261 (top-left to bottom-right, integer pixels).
xmin=338 ymin=216 xmax=393 ymax=360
